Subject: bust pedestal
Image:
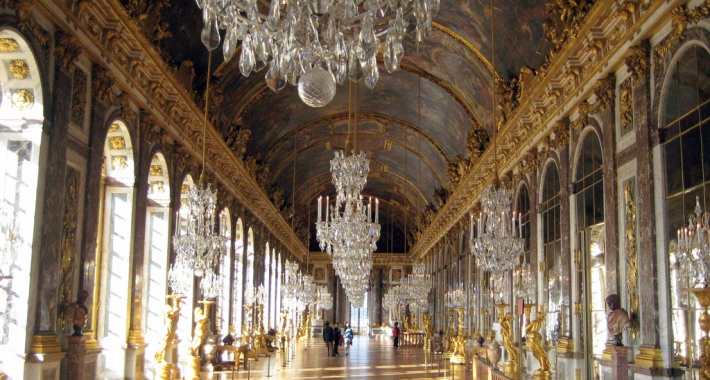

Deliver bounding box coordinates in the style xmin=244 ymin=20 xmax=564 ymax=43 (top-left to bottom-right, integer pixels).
xmin=610 ymin=346 xmax=630 ymax=380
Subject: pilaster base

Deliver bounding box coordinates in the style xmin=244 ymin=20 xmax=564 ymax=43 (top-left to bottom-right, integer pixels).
xmin=25 ymin=352 xmax=66 ymax=380
xmin=127 ymin=330 xmax=147 ymax=380
xmin=635 ymin=347 xmax=664 ymax=368
xmin=503 ymin=360 xmax=518 ymax=380
xmin=533 ymin=369 xmax=552 ymax=380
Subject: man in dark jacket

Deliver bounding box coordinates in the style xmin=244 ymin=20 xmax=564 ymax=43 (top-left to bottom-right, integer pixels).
xmin=323 ymin=321 xmax=334 ymax=356
xmin=333 ymin=323 xmax=341 ymax=356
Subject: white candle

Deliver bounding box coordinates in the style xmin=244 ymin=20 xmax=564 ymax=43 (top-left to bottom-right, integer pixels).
xmin=318 ymin=196 xmax=322 ymax=222
xmin=375 ymin=198 xmax=379 ymax=223
xmin=518 ymin=212 xmax=522 ymax=237
xmin=326 ymin=196 xmax=329 ymax=222
xmin=470 ymin=213 xmax=474 ymax=238
xmin=369 ymin=197 xmax=372 ymax=221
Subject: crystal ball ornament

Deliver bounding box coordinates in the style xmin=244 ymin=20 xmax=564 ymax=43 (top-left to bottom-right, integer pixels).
xmin=298 ymin=67 xmax=336 ymax=107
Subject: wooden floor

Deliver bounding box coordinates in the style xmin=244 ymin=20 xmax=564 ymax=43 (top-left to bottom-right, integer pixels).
xmin=204 ymin=336 xmax=468 ymax=379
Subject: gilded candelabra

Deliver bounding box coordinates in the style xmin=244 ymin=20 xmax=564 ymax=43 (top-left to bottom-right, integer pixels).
xmin=499 ymin=309 xmax=518 ymax=380
xmin=185 ymin=300 xmax=213 ymax=380
xmin=423 ymin=313 xmax=434 ymax=351
xmin=252 ymin=304 xmax=268 ymax=355
xmin=451 ymin=308 xmax=467 ymax=364
xmin=688 ymin=288 xmax=710 ymax=380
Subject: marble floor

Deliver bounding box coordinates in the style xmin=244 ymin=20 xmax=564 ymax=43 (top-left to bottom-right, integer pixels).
xmin=204 ymin=336 xmax=467 ymax=379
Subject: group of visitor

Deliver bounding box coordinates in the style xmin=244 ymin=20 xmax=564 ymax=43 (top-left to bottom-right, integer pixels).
xmin=322 ymin=321 xmax=354 ymax=356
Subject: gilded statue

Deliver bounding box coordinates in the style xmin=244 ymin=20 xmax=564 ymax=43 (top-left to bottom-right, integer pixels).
xmin=422 ymin=313 xmax=434 ymax=351
xmin=154 ymin=297 xmax=181 ymax=363
xmin=467 ymin=126 xmax=489 ymax=161
xmin=500 ymin=312 xmax=518 ymax=362
xmin=447 ymin=154 xmax=470 ymax=188
xmin=526 ymin=311 xmax=550 ymax=372
xmin=606 ymin=294 xmax=630 ymax=346
xmin=403 ymin=315 xmax=410 ymax=331
xmin=188 ymin=306 xmax=209 ymax=356
xmin=65 ymin=290 xmax=89 ymax=337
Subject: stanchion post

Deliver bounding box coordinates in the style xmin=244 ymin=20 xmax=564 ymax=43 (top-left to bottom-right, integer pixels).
xmin=266 ymin=354 xmax=272 ymax=377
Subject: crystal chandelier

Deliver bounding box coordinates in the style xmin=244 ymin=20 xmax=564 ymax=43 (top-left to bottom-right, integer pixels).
xmin=444 ymin=286 xmax=465 ymax=309
xmin=677 ymin=196 xmax=710 ymax=288
xmin=173 ymin=183 xmax=228 ymax=277
xmin=200 ymin=266 xmax=224 ymax=299
xmin=168 ymin=256 xmax=194 ymax=296
xmin=514 ymin=262 xmax=535 ymax=304
xmin=316 ymin=286 xmax=333 ymax=311
xmin=469 ymin=184 xmax=524 ymax=272
xmin=196 ymin=0 xmax=441 ymax=106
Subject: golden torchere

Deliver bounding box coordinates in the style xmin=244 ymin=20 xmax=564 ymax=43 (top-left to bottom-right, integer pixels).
xmin=422 ymin=313 xmax=434 ymax=351
xmin=687 ymin=288 xmax=710 ymax=380
xmin=496 ymin=305 xmax=518 ymax=380
xmin=252 ymin=305 xmax=268 ymax=355
xmin=185 ymin=300 xmax=213 ymax=380
xmin=527 ymin=310 xmax=551 ymax=379
xmin=153 ymin=295 xmax=183 ymax=380
xmin=443 ymin=309 xmax=456 ymax=358
xmin=451 ymin=308 xmax=467 ymax=364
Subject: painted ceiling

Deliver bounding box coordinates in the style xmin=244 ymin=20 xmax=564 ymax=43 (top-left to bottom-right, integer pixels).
xmin=153 ymin=0 xmax=551 ymax=252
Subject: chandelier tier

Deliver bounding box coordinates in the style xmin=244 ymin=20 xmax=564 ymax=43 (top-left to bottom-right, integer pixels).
xmin=677 ymin=196 xmax=710 ymax=288
xmin=469 ymin=184 xmax=524 ymax=272
xmin=196 ymin=0 xmax=440 ymax=106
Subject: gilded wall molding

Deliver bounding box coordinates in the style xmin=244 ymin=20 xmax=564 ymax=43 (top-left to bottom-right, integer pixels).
xmin=412 ymin=0 xmax=669 ymax=259
xmin=624 ymin=180 xmax=639 ymax=340
xmin=57 ymin=167 xmax=80 ymax=330
xmin=653 ymin=1 xmax=710 ymax=77
xmin=55 ymin=31 xmax=82 ymax=71
xmin=38 ymin=0 xmax=308 ymax=260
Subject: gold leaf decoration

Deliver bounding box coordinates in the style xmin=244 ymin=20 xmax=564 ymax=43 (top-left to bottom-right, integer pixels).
xmin=619 ymin=78 xmax=633 ymax=136
xmin=109 ymin=136 xmax=126 ymax=150
xmin=71 ymin=68 xmax=87 ymax=127
xmin=0 ymin=38 xmax=19 ymax=52
xmin=149 ymin=164 xmax=163 ymax=176
xmin=108 ymin=123 xmax=121 ymax=132
xmin=11 ymin=89 xmax=34 ymax=110
xmin=9 ymin=60 xmax=29 ymax=79
xmin=57 ymin=168 xmax=80 ymax=330
xmin=150 ymin=181 xmax=165 ymax=193
xmin=111 ymin=155 xmax=127 ymax=170
xmin=181 ymin=184 xmax=190 ymax=194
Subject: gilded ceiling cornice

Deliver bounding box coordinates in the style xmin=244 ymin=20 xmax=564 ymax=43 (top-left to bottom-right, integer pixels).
xmin=431 ymin=22 xmax=495 ymax=77
xmin=36 ymin=0 xmax=307 ymax=260
xmin=410 ymin=0 xmax=675 ymax=260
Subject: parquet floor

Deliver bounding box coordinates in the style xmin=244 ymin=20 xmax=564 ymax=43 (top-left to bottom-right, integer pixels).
xmin=204 ymin=336 xmax=468 ymax=379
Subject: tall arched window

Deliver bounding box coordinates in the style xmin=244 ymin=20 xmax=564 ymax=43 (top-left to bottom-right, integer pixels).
xmin=663 ymin=45 xmax=710 ymax=362
xmin=276 ymin=252 xmax=282 ymax=325
xmin=219 ymin=208 xmax=231 ymax=335
xmin=541 ymin=162 xmax=561 ymax=344
xmin=176 ymin=174 xmax=195 ymax=361
xmin=246 ymin=227 xmax=255 ymax=327
xmin=0 ymin=29 xmax=46 ymax=376
xmin=97 ymin=120 xmax=135 ymax=376
xmin=232 ymin=218 xmax=244 ymax=331
xmin=144 ymin=153 xmax=171 ymax=368
xmin=573 ymin=130 xmax=606 ymax=372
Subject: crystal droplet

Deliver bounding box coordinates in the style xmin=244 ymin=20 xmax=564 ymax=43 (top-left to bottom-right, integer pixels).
xmin=265 ymin=60 xmax=287 ymax=92
xmin=359 ymin=13 xmax=379 ymax=58
xmin=384 ymin=36 xmax=396 ymax=73
xmin=240 ymin=35 xmax=255 ymax=77
xmin=201 ymin=15 xmax=221 ymax=51
xmin=364 ymin=56 xmax=378 ymax=89
xmin=223 ymin=28 xmax=237 ymax=62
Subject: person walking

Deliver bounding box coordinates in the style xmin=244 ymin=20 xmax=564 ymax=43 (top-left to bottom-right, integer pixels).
xmin=323 ymin=321 xmax=334 ymax=357
xmin=343 ymin=322 xmax=353 ymax=355
xmin=332 ymin=323 xmax=342 ymax=356
xmin=393 ymin=322 xmax=400 ymax=348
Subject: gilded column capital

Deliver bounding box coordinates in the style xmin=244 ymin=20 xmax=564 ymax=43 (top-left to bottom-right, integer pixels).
xmin=625 ymin=40 xmax=650 ymax=84
xmin=92 ymin=66 xmax=116 ymax=104
xmin=54 ymin=31 xmax=81 ymax=72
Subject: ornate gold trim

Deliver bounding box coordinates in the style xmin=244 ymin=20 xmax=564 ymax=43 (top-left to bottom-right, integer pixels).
xmin=58 ymin=168 xmax=80 ymax=330
xmin=30 ymin=335 xmax=62 ymax=354
xmin=9 ymin=59 xmax=29 ymax=79
xmin=11 ymin=89 xmax=34 ymax=110
xmin=634 ymin=347 xmax=664 ymax=368
xmin=431 ymin=22 xmax=495 ymax=76
xmin=0 ymin=38 xmax=19 ymax=52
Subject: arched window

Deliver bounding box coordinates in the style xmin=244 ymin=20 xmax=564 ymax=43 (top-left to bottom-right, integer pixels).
xmin=176 ymin=174 xmax=195 ymax=361
xmin=144 ymin=153 xmax=170 ymax=368
xmin=573 ymin=130 xmax=606 ymax=367
xmin=232 ymin=218 xmax=244 ymax=331
xmin=541 ymin=162 xmax=561 ymax=344
xmin=218 ymin=208 xmax=231 ymax=335
xmin=246 ymin=227 xmax=255 ymax=326
xmin=97 ymin=120 xmax=135 ymax=375
xmin=0 ymin=29 xmax=46 ymax=374
xmin=663 ymin=45 xmax=710 ymax=361
xmin=516 ymin=184 xmax=531 ymax=263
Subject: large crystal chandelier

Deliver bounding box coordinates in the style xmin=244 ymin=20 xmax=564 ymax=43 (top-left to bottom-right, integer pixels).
xmin=677 ymin=196 xmax=710 ymax=287
xmin=196 ymin=0 xmax=441 ymax=106
xmin=316 ymin=286 xmax=333 ymax=311
xmin=172 ymin=183 xmax=228 ymax=277
xmin=469 ymin=185 xmax=524 ymax=272
xmin=444 ymin=286 xmax=465 ymax=309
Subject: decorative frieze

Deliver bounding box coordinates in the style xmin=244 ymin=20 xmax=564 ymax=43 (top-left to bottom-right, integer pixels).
xmin=57 ymin=167 xmax=80 ymax=330
xmin=70 ymin=68 xmax=87 ymax=127
xmin=55 ymin=32 xmax=81 ymax=71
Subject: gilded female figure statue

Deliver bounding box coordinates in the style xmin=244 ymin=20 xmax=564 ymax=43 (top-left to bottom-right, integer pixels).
xmin=526 ymin=311 xmax=550 ymax=372
xmin=500 ymin=312 xmax=518 ymax=362
xmin=154 ymin=299 xmax=181 ymax=363
xmin=188 ymin=306 xmax=209 ymax=357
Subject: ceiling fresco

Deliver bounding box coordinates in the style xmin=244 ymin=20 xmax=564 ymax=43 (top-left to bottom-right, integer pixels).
xmin=140 ymin=0 xmax=552 ymax=251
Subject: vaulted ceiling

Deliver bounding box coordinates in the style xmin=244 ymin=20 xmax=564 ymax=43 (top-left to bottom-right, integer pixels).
xmin=152 ymin=0 xmax=551 ymax=252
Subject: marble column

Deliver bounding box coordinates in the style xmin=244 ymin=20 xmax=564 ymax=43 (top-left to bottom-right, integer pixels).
xmin=78 ymin=75 xmax=112 ymax=347
xmin=557 ymin=144 xmax=573 ymax=344
xmin=600 ymin=103 xmax=620 ymax=298
xmin=630 ymin=44 xmax=665 ymax=372
xmin=31 ymin=50 xmax=74 ymax=355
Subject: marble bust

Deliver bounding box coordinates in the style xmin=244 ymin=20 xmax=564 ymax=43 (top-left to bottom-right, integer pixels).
xmin=606 ymin=294 xmax=630 ymax=346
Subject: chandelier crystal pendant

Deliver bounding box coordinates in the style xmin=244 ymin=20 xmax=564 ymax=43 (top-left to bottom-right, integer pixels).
xmin=196 ymin=0 xmax=440 ymax=106
xmin=677 ymin=196 xmax=710 ymax=288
